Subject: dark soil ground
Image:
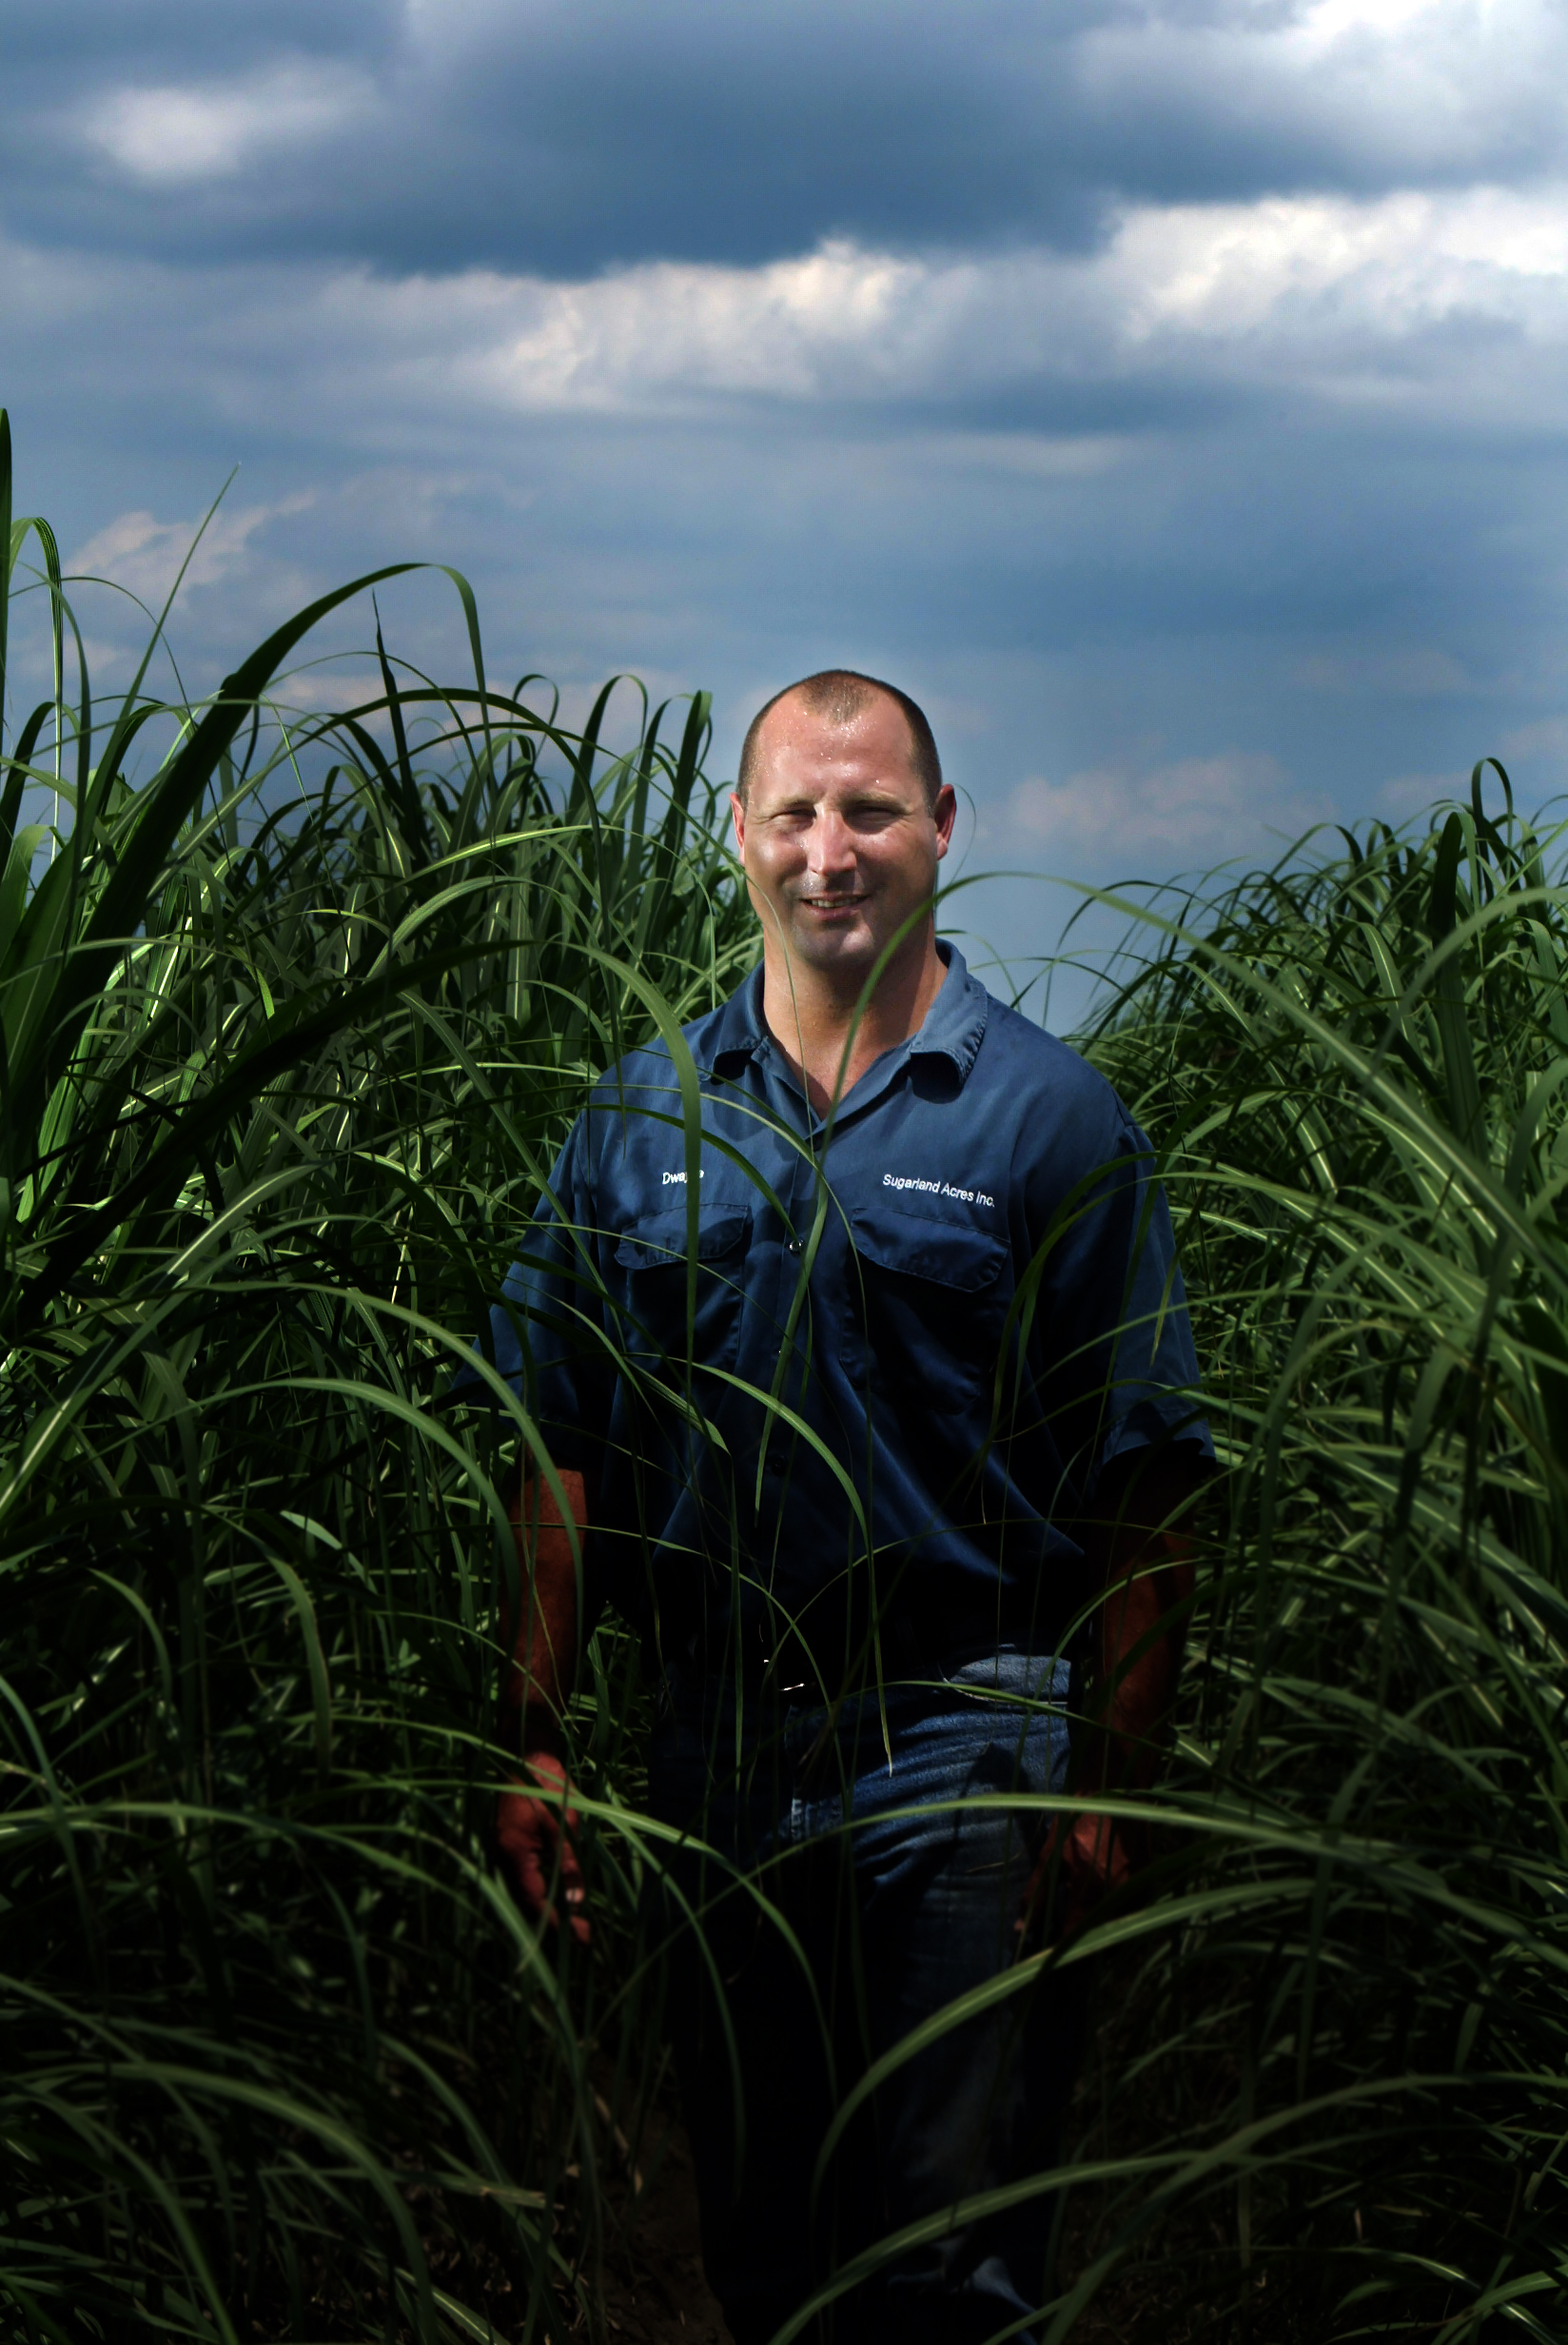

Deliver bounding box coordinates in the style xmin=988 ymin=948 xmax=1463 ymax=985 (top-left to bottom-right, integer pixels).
xmin=592 ymin=2144 xmax=1297 ymax=2345
xmin=585 ymin=1942 xmax=1309 ymax=2345
xmin=589 ymin=2124 xmax=1238 ymax=2345
xmin=588 ymin=2118 xmax=1240 ymax=2345
xmin=321 ymin=1944 xmax=1302 ymax=2342
xmin=592 ymin=2116 xmax=731 ymax=2344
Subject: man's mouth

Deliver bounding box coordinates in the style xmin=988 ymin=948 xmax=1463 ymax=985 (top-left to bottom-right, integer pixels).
xmin=797 ymin=893 xmax=867 ymax=911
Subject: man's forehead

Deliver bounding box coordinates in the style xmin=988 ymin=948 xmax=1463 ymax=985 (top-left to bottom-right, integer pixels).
xmin=750 ymin=693 xmax=917 ymax=782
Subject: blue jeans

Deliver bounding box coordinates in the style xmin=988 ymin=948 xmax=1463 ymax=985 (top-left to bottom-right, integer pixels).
xmin=645 ymin=1652 xmax=1079 ymax=2345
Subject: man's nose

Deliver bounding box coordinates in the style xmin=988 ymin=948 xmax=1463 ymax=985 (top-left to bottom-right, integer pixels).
xmin=808 ymin=809 xmax=856 ymax=876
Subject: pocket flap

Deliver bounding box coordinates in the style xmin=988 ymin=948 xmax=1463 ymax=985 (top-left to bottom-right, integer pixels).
xmin=615 ymin=1206 xmax=751 ymax=1271
xmin=849 ymin=1202 xmax=1007 ymax=1292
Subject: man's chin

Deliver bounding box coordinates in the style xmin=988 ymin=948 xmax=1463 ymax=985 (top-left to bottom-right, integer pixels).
xmin=786 ymin=922 xmax=878 ymax=976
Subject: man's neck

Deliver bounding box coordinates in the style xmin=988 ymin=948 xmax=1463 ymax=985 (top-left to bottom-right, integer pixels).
xmin=761 ymin=929 xmax=948 ymax=1115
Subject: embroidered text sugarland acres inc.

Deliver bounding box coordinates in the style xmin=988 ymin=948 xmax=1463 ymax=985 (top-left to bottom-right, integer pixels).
xmin=882 ymin=1172 xmax=995 ymax=1207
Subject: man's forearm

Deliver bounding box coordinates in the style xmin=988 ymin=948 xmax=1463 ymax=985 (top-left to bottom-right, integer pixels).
xmin=494 ymin=1465 xmax=592 ymax=1943
xmin=1091 ymin=1543 xmax=1192 ymax=1792
xmin=501 ymin=1467 xmax=587 ymax=1757
xmin=1018 ymin=1465 xmax=1200 ymax=1936
xmin=1085 ymin=1460 xmax=1198 ymax=1795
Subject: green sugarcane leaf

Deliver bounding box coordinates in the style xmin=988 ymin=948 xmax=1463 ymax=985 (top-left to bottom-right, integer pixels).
xmin=1428 ymin=809 xmax=1486 ymax=1152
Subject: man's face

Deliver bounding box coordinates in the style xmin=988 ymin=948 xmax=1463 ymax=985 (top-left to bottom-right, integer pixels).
xmin=731 ymin=695 xmax=956 ymax=987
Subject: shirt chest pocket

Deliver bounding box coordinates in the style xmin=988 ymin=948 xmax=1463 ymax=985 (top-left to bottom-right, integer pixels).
xmin=840 ymin=1201 xmax=1010 ymax=1401
xmin=613 ymin=1206 xmax=752 ymax=1378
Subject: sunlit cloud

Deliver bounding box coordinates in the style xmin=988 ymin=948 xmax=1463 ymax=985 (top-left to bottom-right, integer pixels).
xmin=68 ymin=493 xmax=315 ymax=607
xmin=79 ymin=63 xmax=369 ymax=187
xmin=1002 ymin=755 xmax=1335 ymax=865
xmin=163 ymin=177 xmax=1565 ymax=428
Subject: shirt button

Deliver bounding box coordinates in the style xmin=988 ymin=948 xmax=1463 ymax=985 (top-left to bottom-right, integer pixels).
xmin=787 ymin=1238 xmax=802 ymax=1254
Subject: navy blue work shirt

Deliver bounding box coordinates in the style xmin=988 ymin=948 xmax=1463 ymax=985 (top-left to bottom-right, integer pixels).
xmin=469 ymin=944 xmax=1210 ymax=1667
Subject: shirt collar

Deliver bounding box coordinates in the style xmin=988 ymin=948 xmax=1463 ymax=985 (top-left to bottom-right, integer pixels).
xmin=705 ymin=940 xmax=989 ymax=1087
xmin=908 ymin=942 xmax=989 ymax=1080
xmin=706 ymin=965 xmax=770 ymax=1071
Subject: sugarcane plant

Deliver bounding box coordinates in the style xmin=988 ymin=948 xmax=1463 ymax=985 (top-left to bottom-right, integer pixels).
xmin=1044 ymin=798 xmax=1568 ymax=2338
xmin=0 ymin=410 xmax=755 ymax=2342
xmin=2 ymin=399 xmax=1565 ymax=2342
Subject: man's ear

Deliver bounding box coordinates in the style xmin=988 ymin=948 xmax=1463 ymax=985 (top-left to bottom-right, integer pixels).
xmin=730 ymin=791 xmax=746 ymax=856
xmin=933 ymin=783 xmax=958 ymax=858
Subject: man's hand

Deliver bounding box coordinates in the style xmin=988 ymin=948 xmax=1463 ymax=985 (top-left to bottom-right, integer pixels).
xmin=1017 ymin=1452 xmax=1204 ymax=1946
xmin=494 ymin=1466 xmax=590 ymax=1941
xmin=497 ymin=1749 xmax=591 ymax=1944
xmin=1018 ymin=1807 xmax=1146 ymax=1944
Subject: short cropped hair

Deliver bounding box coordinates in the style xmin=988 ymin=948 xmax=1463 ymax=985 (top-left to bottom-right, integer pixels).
xmin=735 ymin=670 xmax=944 ymax=810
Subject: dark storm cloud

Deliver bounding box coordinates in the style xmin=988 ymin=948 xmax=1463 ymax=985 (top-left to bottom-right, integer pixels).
xmin=6 ymin=0 xmax=1565 ymax=277
xmin=2 ymin=0 xmax=395 ymax=71
xmin=4 ymin=0 xmax=1568 ymax=982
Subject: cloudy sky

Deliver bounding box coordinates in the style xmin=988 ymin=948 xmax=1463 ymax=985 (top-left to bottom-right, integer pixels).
xmin=5 ymin=0 xmax=1568 ymax=995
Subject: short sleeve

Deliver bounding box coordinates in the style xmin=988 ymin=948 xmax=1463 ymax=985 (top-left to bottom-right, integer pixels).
xmin=1022 ymin=1098 xmax=1212 ymax=1501
xmin=456 ymin=1116 xmax=617 ymax=1479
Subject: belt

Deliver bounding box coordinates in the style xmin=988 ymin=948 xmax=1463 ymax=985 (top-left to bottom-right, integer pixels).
xmin=679 ymin=1578 xmax=1072 ymax=1696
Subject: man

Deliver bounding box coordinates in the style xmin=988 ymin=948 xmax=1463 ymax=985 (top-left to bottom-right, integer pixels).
xmin=476 ymin=673 xmax=1210 ymax=2342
